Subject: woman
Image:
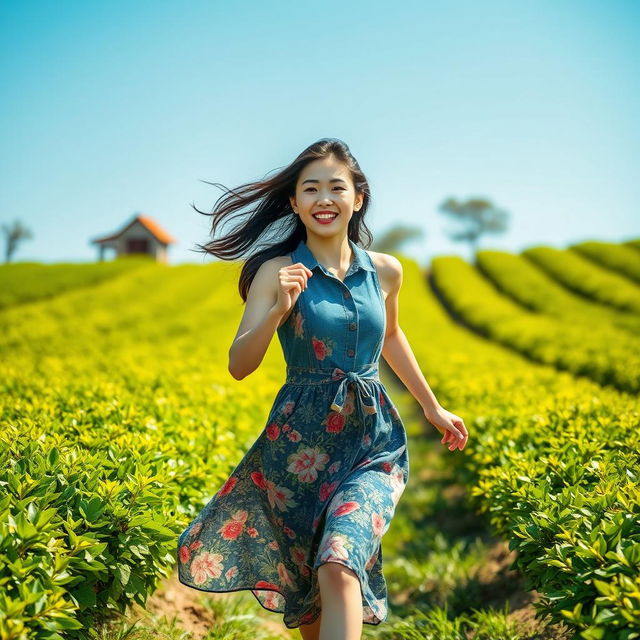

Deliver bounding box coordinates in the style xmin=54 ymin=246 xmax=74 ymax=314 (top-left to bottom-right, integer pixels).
xmin=177 ymin=138 xmax=468 ymax=640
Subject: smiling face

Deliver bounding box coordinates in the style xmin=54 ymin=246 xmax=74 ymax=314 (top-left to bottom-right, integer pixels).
xmin=289 ymin=155 xmax=364 ymax=238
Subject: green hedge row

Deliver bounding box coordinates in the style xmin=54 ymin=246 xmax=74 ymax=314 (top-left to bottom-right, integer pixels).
xmin=431 ymin=255 xmax=640 ymax=393
xmin=570 ymin=241 xmax=640 ymax=284
xmin=475 ymin=249 xmax=640 ymax=336
xmin=522 ymin=246 xmax=640 ymax=314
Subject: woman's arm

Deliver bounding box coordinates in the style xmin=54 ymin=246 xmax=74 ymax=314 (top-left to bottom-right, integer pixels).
xmin=377 ymin=253 xmax=467 ymax=450
xmin=379 ymin=255 xmax=441 ymax=414
xmin=229 ymin=257 xmax=312 ymax=380
xmin=228 ymin=260 xmax=284 ymax=380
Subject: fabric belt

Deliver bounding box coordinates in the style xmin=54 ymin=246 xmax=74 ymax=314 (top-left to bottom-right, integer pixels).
xmin=285 ymin=363 xmax=380 ymax=415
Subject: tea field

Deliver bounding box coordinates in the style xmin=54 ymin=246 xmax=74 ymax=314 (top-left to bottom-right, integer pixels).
xmin=1 ymin=240 xmax=638 ymax=640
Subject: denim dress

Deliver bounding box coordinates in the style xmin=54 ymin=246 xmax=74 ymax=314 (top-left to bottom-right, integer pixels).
xmin=177 ymin=236 xmax=410 ymax=629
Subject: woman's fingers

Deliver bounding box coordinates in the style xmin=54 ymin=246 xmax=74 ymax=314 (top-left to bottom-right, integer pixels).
xmin=441 ymin=418 xmax=467 ymax=451
xmin=284 ymin=264 xmax=312 ymax=291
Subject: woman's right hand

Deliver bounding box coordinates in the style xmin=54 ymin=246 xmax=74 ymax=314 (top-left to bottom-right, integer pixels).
xmin=273 ymin=262 xmax=313 ymax=316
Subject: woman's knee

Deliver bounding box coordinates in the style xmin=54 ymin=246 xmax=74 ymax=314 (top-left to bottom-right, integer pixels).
xmin=317 ymin=562 xmax=360 ymax=588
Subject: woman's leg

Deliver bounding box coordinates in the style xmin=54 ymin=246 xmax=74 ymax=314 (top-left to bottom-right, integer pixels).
xmin=298 ymin=611 xmax=322 ymax=640
xmin=317 ymin=562 xmax=363 ymax=640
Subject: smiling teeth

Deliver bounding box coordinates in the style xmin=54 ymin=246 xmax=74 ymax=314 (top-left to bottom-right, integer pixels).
xmin=314 ymin=213 xmax=337 ymax=219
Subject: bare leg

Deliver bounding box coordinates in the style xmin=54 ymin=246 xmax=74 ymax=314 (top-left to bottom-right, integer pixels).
xmin=317 ymin=562 xmax=363 ymax=640
xmin=298 ymin=611 xmax=322 ymax=640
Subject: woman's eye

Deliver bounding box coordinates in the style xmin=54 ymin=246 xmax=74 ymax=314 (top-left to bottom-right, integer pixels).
xmin=304 ymin=187 xmax=345 ymax=192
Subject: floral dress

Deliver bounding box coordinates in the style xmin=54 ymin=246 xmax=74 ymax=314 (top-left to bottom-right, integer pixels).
xmin=177 ymin=236 xmax=410 ymax=629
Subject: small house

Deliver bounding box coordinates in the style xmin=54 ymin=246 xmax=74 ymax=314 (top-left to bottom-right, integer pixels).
xmin=91 ymin=214 xmax=176 ymax=263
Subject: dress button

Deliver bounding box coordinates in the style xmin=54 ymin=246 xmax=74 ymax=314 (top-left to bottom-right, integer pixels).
xmin=349 ymin=322 xmax=356 ymax=331
xmin=347 ymin=348 xmax=355 ymax=357
xmin=343 ymin=290 xmax=351 ymax=299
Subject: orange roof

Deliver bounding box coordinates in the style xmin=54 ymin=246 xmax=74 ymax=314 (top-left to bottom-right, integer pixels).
xmin=92 ymin=214 xmax=176 ymax=245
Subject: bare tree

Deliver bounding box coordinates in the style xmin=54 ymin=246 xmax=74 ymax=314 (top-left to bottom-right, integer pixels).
xmin=372 ymin=224 xmax=424 ymax=254
xmin=438 ymin=197 xmax=509 ymax=257
xmin=2 ymin=219 xmax=33 ymax=263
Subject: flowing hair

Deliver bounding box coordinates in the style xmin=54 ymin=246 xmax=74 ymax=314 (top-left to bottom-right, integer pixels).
xmin=192 ymin=138 xmax=374 ymax=302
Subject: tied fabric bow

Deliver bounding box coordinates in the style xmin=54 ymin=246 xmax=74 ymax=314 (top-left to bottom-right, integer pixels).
xmin=329 ymin=367 xmax=378 ymax=415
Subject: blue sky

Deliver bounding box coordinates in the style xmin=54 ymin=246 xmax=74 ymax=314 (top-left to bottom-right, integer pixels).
xmin=1 ymin=0 xmax=638 ymax=265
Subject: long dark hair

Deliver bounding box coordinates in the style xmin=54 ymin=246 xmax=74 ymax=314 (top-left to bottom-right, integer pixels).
xmin=192 ymin=138 xmax=374 ymax=302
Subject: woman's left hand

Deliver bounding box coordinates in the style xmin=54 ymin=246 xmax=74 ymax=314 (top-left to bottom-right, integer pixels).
xmin=424 ymin=404 xmax=468 ymax=451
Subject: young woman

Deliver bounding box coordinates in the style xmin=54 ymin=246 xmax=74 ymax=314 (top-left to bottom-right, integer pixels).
xmin=177 ymin=138 xmax=468 ymax=640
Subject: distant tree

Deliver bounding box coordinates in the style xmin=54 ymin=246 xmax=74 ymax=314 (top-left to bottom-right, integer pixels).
xmin=2 ymin=219 xmax=33 ymax=263
xmin=372 ymin=225 xmax=424 ymax=254
xmin=438 ymin=197 xmax=509 ymax=257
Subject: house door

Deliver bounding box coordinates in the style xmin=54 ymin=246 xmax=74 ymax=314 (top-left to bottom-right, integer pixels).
xmin=126 ymin=238 xmax=150 ymax=254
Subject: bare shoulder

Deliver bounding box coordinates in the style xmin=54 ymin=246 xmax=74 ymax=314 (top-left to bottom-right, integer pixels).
xmin=256 ymin=255 xmax=292 ymax=277
xmin=364 ymin=250 xmax=402 ymax=299
xmin=247 ymin=255 xmax=290 ymax=299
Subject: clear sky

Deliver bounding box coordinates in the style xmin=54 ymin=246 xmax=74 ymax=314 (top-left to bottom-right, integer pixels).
xmin=1 ymin=0 xmax=638 ymax=265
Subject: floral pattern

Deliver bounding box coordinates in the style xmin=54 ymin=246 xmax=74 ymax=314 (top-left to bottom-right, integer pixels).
xmin=177 ymin=237 xmax=410 ymax=629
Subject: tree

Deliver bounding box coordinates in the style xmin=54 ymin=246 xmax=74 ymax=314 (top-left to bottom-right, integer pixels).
xmin=2 ymin=219 xmax=33 ymax=263
xmin=438 ymin=197 xmax=509 ymax=257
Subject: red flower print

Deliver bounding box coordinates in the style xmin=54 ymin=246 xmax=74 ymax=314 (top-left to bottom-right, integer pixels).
xmin=317 ymin=533 xmax=350 ymax=562
xmin=218 ymin=509 xmax=248 ymax=540
xmin=179 ymin=545 xmax=190 ymax=563
xmin=218 ymin=477 xmax=237 ymax=497
xmin=312 ymin=516 xmax=319 ymax=531
xmin=189 ymin=540 xmax=203 ymax=552
xmin=191 ymin=551 xmax=224 ymax=585
xmin=225 ymin=565 xmax=239 ymax=581
xmin=342 ymin=390 xmax=355 ymax=415
xmin=255 ymin=580 xmax=281 ymax=592
xmin=287 ymin=429 xmax=302 ymax=442
xmin=290 ymin=545 xmax=307 ymax=566
xmin=319 ymin=480 xmax=338 ymax=501
xmin=362 ymin=433 xmax=372 ymax=447
xmin=312 ymin=336 xmax=332 ymax=360
xmin=379 ymin=391 xmax=386 ymax=407
xmin=263 ymin=591 xmax=285 ymax=609
xmin=328 ymin=460 xmax=342 ymax=474
xmin=382 ymin=461 xmax=393 ymax=473
xmin=334 ymin=501 xmax=360 ymax=517
xmin=219 ymin=520 xmax=243 ymax=540
xmin=282 ymin=423 xmax=291 ymax=432
xmin=266 ymin=480 xmax=297 ymax=511
xmin=283 ymin=525 xmax=296 ymax=539
xmin=189 ymin=521 xmax=203 ymax=537
xmin=277 ymin=562 xmax=297 ymax=588
xmin=246 ymin=527 xmax=258 ymax=538
xmin=251 ymin=471 xmax=268 ymax=490
xmin=268 ymin=540 xmax=279 ymax=550
xmin=326 ymin=412 xmax=346 ymax=433
xmin=286 ymin=446 xmax=330 ymax=483
xmin=266 ymin=422 xmax=280 ymax=441
xmin=371 ymin=512 xmax=385 ymax=536
xmin=283 ymin=401 xmax=295 ymax=415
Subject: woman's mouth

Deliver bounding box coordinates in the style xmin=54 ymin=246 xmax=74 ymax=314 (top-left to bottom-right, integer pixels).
xmin=312 ymin=212 xmax=338 ymax=225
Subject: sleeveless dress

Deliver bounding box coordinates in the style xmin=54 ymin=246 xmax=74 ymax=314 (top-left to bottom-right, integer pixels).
xmin=176 ymin=236 xmax=410 ymax=629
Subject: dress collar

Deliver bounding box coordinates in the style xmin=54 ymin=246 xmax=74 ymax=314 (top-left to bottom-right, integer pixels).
xmin=292 ymin=237 xmax=375 ymax=277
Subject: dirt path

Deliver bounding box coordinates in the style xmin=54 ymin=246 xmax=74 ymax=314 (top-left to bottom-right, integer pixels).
xmin=127 ymin=568 xmax=296 ymax=639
